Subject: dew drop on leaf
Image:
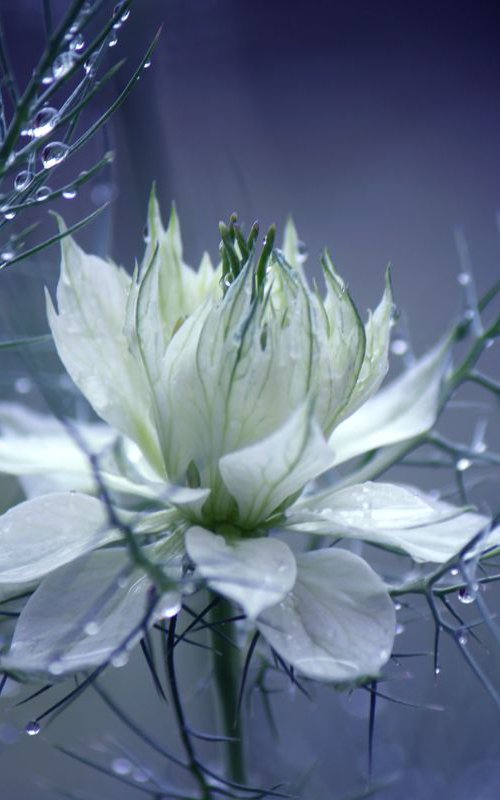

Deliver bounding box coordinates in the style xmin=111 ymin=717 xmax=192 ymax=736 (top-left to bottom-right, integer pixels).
xmin=53 ymin=52 xmax=76 ymax=80
xmin=14 ymin=170 xmax=33 ymax=191
xmin=458 ymin=587 xmax=475 ymax=605
xmin=35 ymin=186 xmax=51 ymax=202
xmin=32 ymin=107 xmax=58 ymax=138
xmin=69 ymin=33 xmax=85 ymax=52
xmin=62 ymin=185 xmax=77 ymax=200
xmin=25 ymin=721 xmax=40 ymax=736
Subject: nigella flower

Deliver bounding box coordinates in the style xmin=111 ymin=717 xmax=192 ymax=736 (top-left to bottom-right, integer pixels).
xmin=0 ymin=190 xmax=497 ymax=683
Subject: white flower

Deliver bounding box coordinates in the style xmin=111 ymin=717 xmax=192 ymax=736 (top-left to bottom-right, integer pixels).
xmin=0 ymin=191 xmax=496 ymax=684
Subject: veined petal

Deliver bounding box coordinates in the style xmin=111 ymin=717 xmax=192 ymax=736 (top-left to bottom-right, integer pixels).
xmin=0 ymin=493 xmax=117 ymax=584
xmin=185 ymin=526 xmax=297 ymax=619
xmin=129 ymin=189 xmax=220 ymax=383
xmin=257 ymin=549 xmax=395 ymax=682
xmin=282 ymin=217 xmax=307 ymax=279
xmin=329 ymin=335 xmax=452 ymax=466
xmin=219 ymin=402 xmax=335 ymax=526
xmin=0 ymin=403 xmax=115 ymax=495
xmin=46 ymin=225 xmax=164 ymax=475
xmin=335 ymin=271 xmax=393 ymax=424
xmin=0 ymin=549 xmax=158 ymax=680
xmin=290 ymin=482 xmax=498 ymax=563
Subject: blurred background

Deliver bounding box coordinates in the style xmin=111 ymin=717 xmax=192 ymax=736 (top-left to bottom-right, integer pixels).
xmin=0 ymin=1 xmax=500 ymax=798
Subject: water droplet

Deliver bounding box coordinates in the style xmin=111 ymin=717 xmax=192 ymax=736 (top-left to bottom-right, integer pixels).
xmin=485 ymin=337 xmax=494 ymax=349
xmin=434 ymin=666 xmax=441 ymax=676
xmin=84 ymin=52 xmax=98 ymax=76
xmin=35 ymin=186 xmax=51 ymax=202
xmin=111 ymin=651 xmax=129 ymax=668
xmin=458 ymin=632 xmax=468 ymax=646
xmin=1 ymin=248 xmax=15 ymax=262
xmin=42 ymin=142 xmax=69 ymax=169
xmin=395 ymin=623 xmax=405 ymax=636
xmin=394 ymin=601 xmax=402 ymax=611
xmin=450 ymin=567 xmax=459 ymax=577
xmin=458 ymin=587 xmax=476 ymax=604
xmin=32 ymin=107 xmax=58 ymax=138
xmin=25 ymin=721 xmax=40 ymax=736
xmin=457 ymin=272 xmax=471 ymax=286
xmin=62 ymin=185 xmax=77 ymax=200
xmin=143 ymin=59 xmax=151 ymax=69
xmin=84 ymin=621 xmax=100 ymax=636
xmin=112 ymin=757 xmax=131 ymax=775
xmin=390 ymin=338 xmax=409 ymax=356
xmin=114 ymin=2 xmax=130 ymax=22
xmin=53 ymin=52 xmax=76 ymax=80
xmin=2 ymin=208 xmax=16 ymax=221
xmin=41 ymin=72 xmax=53 ymax=85
xmin=108 ymin=31 xmax=118 ymax=47
xmin=14 ymin=170 xmax=33 ymax=191
xmin=69 ymin=33 xmax=85 ymax=52
xmin=456 ymin=457 xmax=471 ymax=472
xmin=464 ymin=308 xmax=475 ymax=321
xmin=49 ymin=659 xmax=64 ymax=676
xmin=142 ymin=224 xmax=150 ymax=243
xmin=157 ymin=592 xmax=181 ymax=620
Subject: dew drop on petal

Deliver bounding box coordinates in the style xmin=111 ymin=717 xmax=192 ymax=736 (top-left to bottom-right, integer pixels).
xmin=157 ymin=592 xmax=181 ymax=620
xmin=42 ymin=142 xmax=69 ymax=169
xmin=25 ymin=721 xmax=40 ymax=736
xmin=84 ymin=621 xmax=100 ymax=636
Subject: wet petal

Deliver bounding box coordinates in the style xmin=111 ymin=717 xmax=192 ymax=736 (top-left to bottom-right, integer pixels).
xmin=185 ymin=526 xmax=297 ymax=619
xmin=258 ymin=549 xmax=395 ymax=682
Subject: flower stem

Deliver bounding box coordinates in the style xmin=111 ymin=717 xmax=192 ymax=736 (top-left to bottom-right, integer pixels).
xmin=209 ymin=595 xmax=247 ymax=785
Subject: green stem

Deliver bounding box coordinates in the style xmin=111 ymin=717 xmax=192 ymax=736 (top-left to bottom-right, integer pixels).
xmin=209 ymin=595 xmax=247 ymax=785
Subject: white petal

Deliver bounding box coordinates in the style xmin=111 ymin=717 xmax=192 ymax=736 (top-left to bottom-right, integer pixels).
xmin=46 ymin=226 xmax=164 ymax=474
xmin=335 ymin=272 xmax=393 ymax=424
xmin=0 ymin=403 xmax=115 ymax=495
xmin=185 ymin=526 xmax=297 ymax=619
xmin=330 ymin=335 xmax=451 ymax=466
xmin=257 ymin=549 xmax=395 ymax=682
xmin=290 ymin=482 xmax=496 ymax=563
xmin=0 ymin=549 xmax=161 ymax=679
xmin=219 ymin=402 xmax=335 ymax=526
xmin=0 ymin=493 xmax=117 ymax=584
